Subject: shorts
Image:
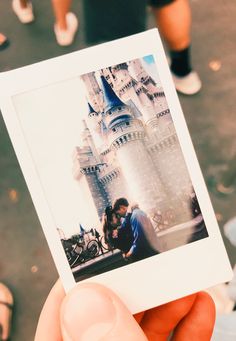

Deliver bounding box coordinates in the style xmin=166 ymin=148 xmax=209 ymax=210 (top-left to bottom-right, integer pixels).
xmin=148 ymin=0 xmax=176 ymax=8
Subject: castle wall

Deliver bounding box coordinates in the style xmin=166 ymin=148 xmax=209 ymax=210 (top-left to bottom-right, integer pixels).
xmin=148 ymin=135 xmax=193 ymax=224
xmin=100 ymin=169 xmax=131 ymax=205
xmin=84 ymin=171 xmax=111 ymax=220
xmin=114 ymin=138 xmax=167 ymax=215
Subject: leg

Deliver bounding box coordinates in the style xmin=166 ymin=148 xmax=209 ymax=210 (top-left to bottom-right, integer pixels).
xmin=51 ymin=0 xmax=72 ymax=30
xmin=150 ymin=0 xmax=201 ymax=95
xmin=19 ymin=0 xmax=29 ymax=9
xmin=12 ymin=0 xmax=34 ymax=23
xmin=151 ymin=0 xmax=191 ymax=51
xmin=52 ymin=0 xmax=79 ymax=46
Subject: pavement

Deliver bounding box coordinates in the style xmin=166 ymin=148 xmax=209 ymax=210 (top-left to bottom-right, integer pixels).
xmin=0 ymin=0 xmax=236 ymax=340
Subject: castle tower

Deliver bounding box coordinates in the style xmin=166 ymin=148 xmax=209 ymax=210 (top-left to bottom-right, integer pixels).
xmin=100 ymin=67 xmax=116 ymax=89
xmin=108 ymin=64 xmax=143 ymax=109
xmin=81 ymin=72 xmax=104 ymax=113
xmin=73 ymin=122 xmax=110 ymax=220
xmin=128 ymin=58 xmax=170 ymax=128
xmin=128 ymin=58 xmax=158 ymax=95
xmin=100 ymin=75 xmax=167 ymax=214
xmin=87 ymin=102 xmax=104 ymax=149
xmin=81 ymin=119 xmax=101 ymax=163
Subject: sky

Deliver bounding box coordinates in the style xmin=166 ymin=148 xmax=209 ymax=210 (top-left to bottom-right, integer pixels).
xmin=12 ymin=56 xmax=162 ymax=238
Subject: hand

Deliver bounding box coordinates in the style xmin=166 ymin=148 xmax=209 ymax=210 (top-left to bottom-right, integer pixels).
xmin=35 ymin=281 xmax=215 ymax=341
xmin=125 ymin=250 xmax=133 ymax=258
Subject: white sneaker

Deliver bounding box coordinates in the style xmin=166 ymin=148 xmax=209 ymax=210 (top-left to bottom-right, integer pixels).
xmin=12 ymin=0 xmax=34 ymax=24
xmin=54 ymin=12 xmax=78 ymax=46
xmin=172 ymin=71 xmax=202 ymax=95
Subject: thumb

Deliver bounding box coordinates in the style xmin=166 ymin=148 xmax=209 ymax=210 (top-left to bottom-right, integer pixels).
xmin=60 ymin=283 xmax=147 ymax=341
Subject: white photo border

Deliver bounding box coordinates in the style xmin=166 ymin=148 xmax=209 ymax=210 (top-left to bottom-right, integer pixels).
xmin=0 ymin=29 xmax=232 ymax=313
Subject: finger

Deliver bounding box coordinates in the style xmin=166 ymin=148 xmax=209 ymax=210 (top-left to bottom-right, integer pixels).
xmin=140 ymin=294 xmax=197 ymax=340
xmin=134 ymin=311 xmax=145 ymax=324
xmin=34 ymin=280 xmax=65 ymax=341
xmin=172 ymin=291 xmax=216 ymax=341
xmin=60 ymin=282 xmax=148 ymax=341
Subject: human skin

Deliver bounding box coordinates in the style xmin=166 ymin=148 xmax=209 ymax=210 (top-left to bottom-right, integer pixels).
xmin=152 ymin=0 xmax=191 ymax=51
xmin=35 ymin=281 xmax=215 ymax=341
xmin=19 ymin=0 xmax=72 ymax=30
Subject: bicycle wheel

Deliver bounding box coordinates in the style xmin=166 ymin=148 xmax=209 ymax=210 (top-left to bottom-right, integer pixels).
xmin=87 ymin=240 xmax=100 ymax=258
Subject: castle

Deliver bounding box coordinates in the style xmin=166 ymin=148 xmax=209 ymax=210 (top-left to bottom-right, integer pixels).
xmin=72 ymin=57 xmax=194 ymax=230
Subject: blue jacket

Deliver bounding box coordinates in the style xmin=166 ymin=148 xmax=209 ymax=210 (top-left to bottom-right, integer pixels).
xmin=123 ymin=208 xmax=158 ymax=260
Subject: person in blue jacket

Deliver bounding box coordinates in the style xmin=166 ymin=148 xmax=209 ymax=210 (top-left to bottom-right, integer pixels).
xmin=113 ymin=198 xmax=159 ymax=262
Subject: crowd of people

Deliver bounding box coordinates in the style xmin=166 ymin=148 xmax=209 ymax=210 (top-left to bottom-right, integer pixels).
xmin=1 ymin=0 xmax=201 ymax=95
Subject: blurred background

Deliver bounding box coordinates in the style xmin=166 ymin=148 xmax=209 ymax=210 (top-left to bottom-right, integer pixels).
xmin=0 ymin=0 xmax=235 ymax=339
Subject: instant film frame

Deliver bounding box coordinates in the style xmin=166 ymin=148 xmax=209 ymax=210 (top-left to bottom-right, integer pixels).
xmin=0 ymin=29 xmax=232 ymax=314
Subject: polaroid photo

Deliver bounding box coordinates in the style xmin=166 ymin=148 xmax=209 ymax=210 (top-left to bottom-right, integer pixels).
xmin=0 ymin=29 xmax=232 ymax=313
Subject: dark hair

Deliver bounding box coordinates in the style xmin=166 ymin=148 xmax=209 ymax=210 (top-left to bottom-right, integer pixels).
xmin=113 ymin=198 xmax=129 ymax=212
xmin=102 ymin=206 xmax=116 ymax=249
xmin=105 ymin=205 xmax=113 ymax=220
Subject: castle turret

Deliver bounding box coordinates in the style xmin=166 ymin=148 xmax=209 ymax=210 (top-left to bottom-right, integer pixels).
xmin=81 ymin=72 xmax=104 ymax=113
xmin=81 ymin=119 xmax=101 ymax=163
xmin=88 ymin=102 xmax=98 ymax=117
xmin=86 ymin=102 xmax=104 ymax=149
xmin=128 ymin=58 xmax=157 ymax=94
xmin=72 ymin=123 xmax=110 ymax=220
xmin=129 ymin=59 xmax=171 ymax=130
xmin=100 ymin=76 xmax=167 ymax=214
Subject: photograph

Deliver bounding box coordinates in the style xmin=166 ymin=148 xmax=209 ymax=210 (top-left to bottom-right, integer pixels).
xmin=0 ymin=29 xmax=232 ymax=313
xmin=13 ymin=54 xmax=208 ymax=282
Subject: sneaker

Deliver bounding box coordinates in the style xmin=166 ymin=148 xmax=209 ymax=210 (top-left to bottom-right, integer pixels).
xmin=12 ymin=0 xmax=34 ymax=24
xmin=54 ymin=12 xmax=78 ymax=46
xmin=172 ymin=71 xmax=202 ymax=95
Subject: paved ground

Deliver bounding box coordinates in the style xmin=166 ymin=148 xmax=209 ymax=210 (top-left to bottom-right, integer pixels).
xmin=0 ymin=0 xmax=236 ymax=339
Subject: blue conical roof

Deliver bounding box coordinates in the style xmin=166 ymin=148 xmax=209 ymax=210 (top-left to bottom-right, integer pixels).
xmin=100 ymin=76 xmax=125 ymax=113
xmin=88 ymin=102 xmax=97 ymax=116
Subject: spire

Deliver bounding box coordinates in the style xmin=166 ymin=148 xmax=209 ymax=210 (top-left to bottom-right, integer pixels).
xmin=88 ymin=102 xmax=98 ymax=117
xmin=100 ymin=76 xmax=125 ymax=113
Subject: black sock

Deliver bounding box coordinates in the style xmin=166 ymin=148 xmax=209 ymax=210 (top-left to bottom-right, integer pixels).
xmin=170 ymin=46 xmax=192 ymax=77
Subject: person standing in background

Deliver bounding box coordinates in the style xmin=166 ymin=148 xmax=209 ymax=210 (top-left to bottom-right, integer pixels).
xmin=12 ymin=0 xmax=78 ymax=46
xmin=150 ymin=0 xmax=201 ymax=95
